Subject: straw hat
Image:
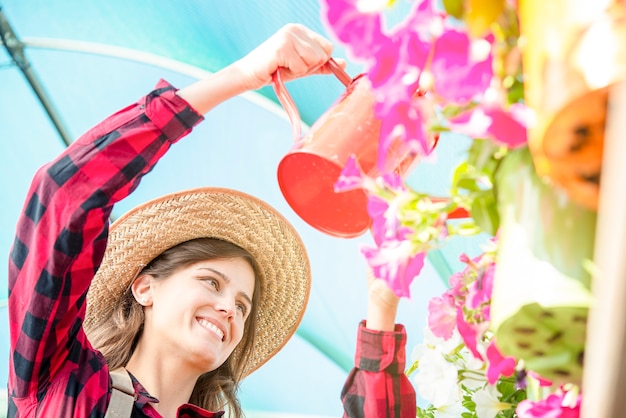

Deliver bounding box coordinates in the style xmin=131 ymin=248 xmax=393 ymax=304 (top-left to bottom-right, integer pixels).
xmin=85 ymin=187 xmax=311 ymax=377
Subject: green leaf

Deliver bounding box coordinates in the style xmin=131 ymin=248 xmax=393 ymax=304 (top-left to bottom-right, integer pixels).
xmin=467 ymin=139 xmax=502 ymax=171
xmin=470 ymin=192 xmax=499 ymax=235
xmin=456 ymin=178 xmax=483 ymax=193
xmin=406 ymin=360 xmax=419 ymax=377
xmin=497 ymin=378 xmax=515 ymax=399
xmin=453 ymin=221 xmax=482 ymax=236
xmin=462 ymin=397 xmax=476 ymax=411
xmin=443 ymin=0 xmax=464 ymax=19
xmin=417 ymin=406 xmax=435 ymax=418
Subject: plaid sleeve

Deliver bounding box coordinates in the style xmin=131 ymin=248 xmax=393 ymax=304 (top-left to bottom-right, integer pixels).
xmin=7 ymin=80 xmax=203 ymax=410
xmin=341 ymin=321 xmax=416 ymax=418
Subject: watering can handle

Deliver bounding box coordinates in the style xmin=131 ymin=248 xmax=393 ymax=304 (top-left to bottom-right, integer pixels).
xmin=272 ymin=58 xmax=353 ymax=141
xmin=326 ymin=58 xmax=352 ymax=87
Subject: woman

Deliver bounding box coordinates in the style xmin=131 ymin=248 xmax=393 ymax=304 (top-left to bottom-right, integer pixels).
xmin=7 ymin=24 xmax=416 ymax=417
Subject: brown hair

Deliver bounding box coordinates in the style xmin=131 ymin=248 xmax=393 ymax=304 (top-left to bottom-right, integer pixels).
xmin=86 ymin=238 xmax=262 ymax=417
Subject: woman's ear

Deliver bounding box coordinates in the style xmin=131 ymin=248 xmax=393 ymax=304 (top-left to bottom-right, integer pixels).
xmin=131 ymin=274 xmax=153 ymax=306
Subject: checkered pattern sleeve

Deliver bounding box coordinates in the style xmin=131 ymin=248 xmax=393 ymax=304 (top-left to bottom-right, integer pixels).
xmin=7 ymin=80 xmax=203 ymax=416
xmin=342 ymin=321 xmax=416 ymax=418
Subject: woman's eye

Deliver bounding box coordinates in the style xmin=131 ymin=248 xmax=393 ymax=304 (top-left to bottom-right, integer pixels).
xmin=203 ymin=278 xmax=219 ymax=289
xmin=236 ymin=303 xmax=247 ymax=315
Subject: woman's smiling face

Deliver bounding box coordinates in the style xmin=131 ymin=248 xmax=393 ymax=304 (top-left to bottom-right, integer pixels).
xmin=141 ymin=257 xmax=256 ymax=373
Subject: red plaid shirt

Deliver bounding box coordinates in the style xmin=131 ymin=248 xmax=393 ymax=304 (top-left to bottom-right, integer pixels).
xmin=8 ymin=80 xmax=415 ymax=417
xmin=343 ymin=322 xmax=416 ymax=417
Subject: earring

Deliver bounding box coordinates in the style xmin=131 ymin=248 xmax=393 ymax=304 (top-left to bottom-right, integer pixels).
xmin=141 ymin=297 xmax=148 ymax=305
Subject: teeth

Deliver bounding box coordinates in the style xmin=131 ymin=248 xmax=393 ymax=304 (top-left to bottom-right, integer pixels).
xmin=197 ymin=318 xmax=224 ymax=341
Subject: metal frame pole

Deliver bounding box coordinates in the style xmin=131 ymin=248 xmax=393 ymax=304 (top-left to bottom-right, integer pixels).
xmin=0 ymin=7 xmax=73 ymax=146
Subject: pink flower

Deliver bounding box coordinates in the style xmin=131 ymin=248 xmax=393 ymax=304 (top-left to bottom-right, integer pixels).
xmin=378 ymin=171 xmax=406 ymax=190
xmin=448 ymin=271 xmax=465 ymax=297
xmin=482 ymin=104 xmax=529 ymax=148
xmin=427 ymin=292 xmax=457 ymax=339
xmin=367 ymin=195 xmax=391 ymax=244
xmin=320 ymin=0 xmax=385 ymax=61
xmin=527 ymin=371 xmax=553 ymax=387
xmin=465 ymin=262 xmax=494 ymax=313
xmin=367 ymin=2 xmax=434 ymax=95
xmin=456 ymin=307 xmax=484 ymax=360
xmin=517 ymin=390 xmax=581 ymax=418
xmin=361 ymin=172 xmax=412 ymax=245
xmin=485 ymin=339 xmax=516 ymax=384
xmin=396 ymin=0 xmax=441 ymax=42
xmin=430 ymin=30 xmax=494 ymax=103
xmin=361 ymin=241 xmax=425 ymax=298
xmin=376 ymin=98 xmax=430 ymax=169
xmin=367 ymin=31 xmax=428 ymax=96
xmin=450 ymin=103 xmax=529 ymax=148
xmin=367 ymin=194 xmax=414 ymax=246
xmin=334 ymin=154 xmax=366 ymax=193
xmin=368 ymin=0 xmax=439 ymax=91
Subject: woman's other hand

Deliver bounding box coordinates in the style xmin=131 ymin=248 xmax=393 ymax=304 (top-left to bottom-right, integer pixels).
xmin=366 ymin=271 xmax=401 ymax=332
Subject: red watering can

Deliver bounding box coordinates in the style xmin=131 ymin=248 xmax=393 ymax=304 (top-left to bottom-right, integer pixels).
xmin=273 ymin=59 xmax=468 ymax=238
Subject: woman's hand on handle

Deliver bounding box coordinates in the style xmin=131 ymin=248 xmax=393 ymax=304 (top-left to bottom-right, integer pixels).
xmin=234 ymin=23 xmax=340 ymax=89
xmin=177 ymin=24 xmax=344 ymax=115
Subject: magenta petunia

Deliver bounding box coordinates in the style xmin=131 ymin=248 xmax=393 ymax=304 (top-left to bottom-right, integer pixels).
xmin=430 ymin=29 xmax=493 ymax=103
xmin=485 ymin=339 xmax=516 ymax=384
xmin=367 ymin=194 xmax=391 ymax=245
xmin=335 ymin=154 xmax=366 ymax=193
xmin=376 ymin=98 xmax=429 ymax=171
xmin=516 ymin=390 xmax=581 ymax=418
xmin=427 ymin=292 xmax=457 ymax=339
xmin=368 ymin=0 xmax=438 ymax=92
xmin=456 ymin=307 xmax=484 ymax=360
xmin=450 ymin=104 xmax=529 ymax=148
xmin=466 ymin=262 xmax=495 ymax=312
xmin=361 ymin=240 xmax=425 ymax=298
xmin=447 ymin=271 xmax=465 ymax=297
xmin=482 ymin=104 xmax=528 ymax=148
xmin=367 ymin=36 xmax=404 ymax=92
xmin=363 ymin=172 xmax=411 ymax=245
xmin=391 ymin=0 xmax=442 ymax=46
xmin=516 ymin=394 xmax=564 ymax=418
xmin=379 ymin=171 xmax=406 ymax=190
xmin=320 ymin=0 xmax=385 ymax=61
xmin=368 ymin=28 xmax=429 ymax=97
xmin=527 ymin=371 xmax=553 ymax=387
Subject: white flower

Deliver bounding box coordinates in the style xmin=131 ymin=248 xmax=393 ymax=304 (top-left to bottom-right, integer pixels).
xmin=433 ymin=402 xmax=466 ymax=418
xmin=418 ymin=326 xmax=463 ymax=355
xmin=412 ymin=349 xmax=461 ymax=407
xmin=472 ymin=385 xmax=511 ymax=418
xmin=461 ymin=347 xmax=484 ymax=371
xmin=460 ymin=374 xmax=487 ymax=391
xmin=457 ymin=346 xmax=488 ymax=391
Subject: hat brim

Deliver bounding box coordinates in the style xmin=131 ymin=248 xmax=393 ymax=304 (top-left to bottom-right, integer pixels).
xmin=85 ymin=187 xmax=311 ymax=377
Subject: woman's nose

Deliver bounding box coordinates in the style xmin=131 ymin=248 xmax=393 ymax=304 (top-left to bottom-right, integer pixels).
xmin=215 ymin=298 xmax=236 ymax=319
